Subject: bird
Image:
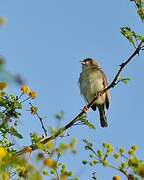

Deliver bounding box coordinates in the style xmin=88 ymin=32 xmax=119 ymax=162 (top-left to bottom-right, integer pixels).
xmin=79 ymin=58 xmax=110 ymax=127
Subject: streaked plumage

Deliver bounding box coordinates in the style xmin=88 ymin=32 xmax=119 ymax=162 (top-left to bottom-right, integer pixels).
xmin=79 ymin=58 xmax=110 ymax=127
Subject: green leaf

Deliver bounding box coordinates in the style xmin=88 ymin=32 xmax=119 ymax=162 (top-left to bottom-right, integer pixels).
xmin=78 ymin=115 xmax=96 ymax=129
xmin=118 ymin=77 xmax=131 ymax=84
xmin=137 ymin=8 xmax=144 ymax=21
xmin=120 ymin=27 xmax=144 ymax=48
xmin=130 ymin=0 xmax=144 ymax=21
xmin=136 ymin=35 xmax=144 ymax=41
xmin=83 ymin=139 xmax=93 ymax=148
xmin=120 ymin=27 xmax=136 ymax=47
xmin=43 ymin=170 xmax=49 ymax=176
xmin=10 ymin=127 xmax=23 ymax=139
xmin=30 ymin=133 xmax=42 ymax=144
xmin=82 ymin=160 xmax=87 ymax=165
xmin=0 ymin=112 xmax=5 ymax=119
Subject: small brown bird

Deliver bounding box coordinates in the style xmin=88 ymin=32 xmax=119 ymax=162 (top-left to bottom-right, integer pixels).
xmin=79 ymin=58 xmax=110 ymax=127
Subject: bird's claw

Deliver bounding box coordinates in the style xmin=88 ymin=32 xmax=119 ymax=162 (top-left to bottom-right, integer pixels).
xmin=95 ymin=92 xmax=102 ymax=97
xmin=82 ymin=106 xmax=89 ymax=113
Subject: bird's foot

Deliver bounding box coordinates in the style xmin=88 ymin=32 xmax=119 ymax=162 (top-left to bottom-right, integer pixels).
xmin=95 ymin=91 xmax=102 ymax=97
xmin=82 ymin=106 xmax=89 ymax=113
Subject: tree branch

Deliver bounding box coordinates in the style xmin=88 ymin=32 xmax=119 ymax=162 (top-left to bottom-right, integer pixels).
xmin=15 ymin=40 xmax=144 ymax=156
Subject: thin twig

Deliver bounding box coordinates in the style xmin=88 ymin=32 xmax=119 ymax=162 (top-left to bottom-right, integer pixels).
xmin=36 ymin=113 xmax=47 ymax=136
xmin=20 ymin=97 xmax=31 ymax=103
xmin=15 ymin=40 xmax=144 ymax=156
xmin=29 ymin=102 xmax=47 ymax=136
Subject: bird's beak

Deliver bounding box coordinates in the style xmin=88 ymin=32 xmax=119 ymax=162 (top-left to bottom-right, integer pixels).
xmin=80 ymin=61 xmax=85 ymax=65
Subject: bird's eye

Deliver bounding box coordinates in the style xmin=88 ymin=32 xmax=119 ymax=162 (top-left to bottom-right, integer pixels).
xmin=90 ymin=61 xmax=93 ymax=64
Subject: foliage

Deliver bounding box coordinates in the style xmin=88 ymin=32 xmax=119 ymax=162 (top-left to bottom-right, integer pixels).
xmin=83 ymin=139 xmax=144 ymax=179
xmin=121 ymin=27 xmax=144 ymax=48
xmin=130 ymin=0 xmax=144 ymax=21
xmin=0 ymin=83 xmax=79 ymax=179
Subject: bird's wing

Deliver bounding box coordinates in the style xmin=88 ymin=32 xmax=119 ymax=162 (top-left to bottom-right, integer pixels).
xmin=100 ymin=69 xmax=110 ymax=109
xmin=78 ymin=72 xmax=89 ymax=103
xmin=78 ymin=72 xmax=83 ymax=95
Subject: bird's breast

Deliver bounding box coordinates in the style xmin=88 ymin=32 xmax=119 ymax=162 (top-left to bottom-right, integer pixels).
xmin=79 ymin=70 xmax=105 ymax=104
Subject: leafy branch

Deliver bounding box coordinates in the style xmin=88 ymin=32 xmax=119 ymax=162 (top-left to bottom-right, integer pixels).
xmin=130 ymin=0 xmax=144 ymax=22
xmin=83 ymin=139 xmax=144 ymax=179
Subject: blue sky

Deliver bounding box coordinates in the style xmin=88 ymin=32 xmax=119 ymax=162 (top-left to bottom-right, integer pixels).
xmin=0 ymin=0 xmax=144 ymax=179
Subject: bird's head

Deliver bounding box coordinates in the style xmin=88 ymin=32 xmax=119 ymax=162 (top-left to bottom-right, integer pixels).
xmin=80 ymin=58 xmax=100 ymax=70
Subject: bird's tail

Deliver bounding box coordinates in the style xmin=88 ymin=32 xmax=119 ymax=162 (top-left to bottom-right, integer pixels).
xmin=98 ymin=105 xmax=108 ymax=128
